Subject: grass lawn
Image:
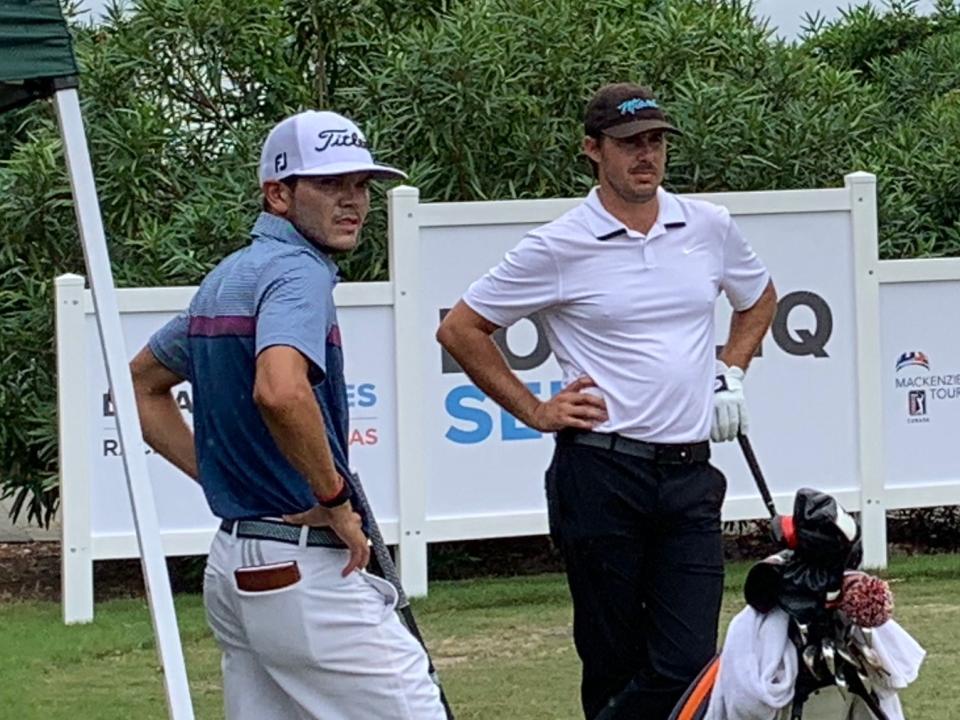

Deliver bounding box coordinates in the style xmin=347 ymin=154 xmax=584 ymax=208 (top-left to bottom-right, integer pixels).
xmin=1 ymin=554 xmax=958 ymax=719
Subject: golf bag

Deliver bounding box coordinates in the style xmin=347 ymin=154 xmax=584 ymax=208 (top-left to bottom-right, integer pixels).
xmin=668 ymin=488 xmax=888 ymax=720
xmin=669 ymin=436 xmax=923 ymax=720
xmin=670 ymin=658 xmax=857 ymax=720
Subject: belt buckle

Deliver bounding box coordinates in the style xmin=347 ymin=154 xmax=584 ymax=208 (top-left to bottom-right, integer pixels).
xmin=655 ymin=444 xmax=691 ymax=464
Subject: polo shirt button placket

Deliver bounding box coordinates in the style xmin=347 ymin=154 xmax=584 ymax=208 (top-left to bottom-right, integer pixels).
xmin=638 ymin=232 xmax=657 ymax=269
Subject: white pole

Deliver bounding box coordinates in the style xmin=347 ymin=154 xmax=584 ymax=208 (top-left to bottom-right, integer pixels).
xmin=56 ymin=273 xmax=95 ymax=624
xmin=388 ymin=185 xmax=430 ymax=596
xmin=847 ymin=171 xmax=888 ymax=569
xmin=53 ymin=88 xmax=195 ymax=720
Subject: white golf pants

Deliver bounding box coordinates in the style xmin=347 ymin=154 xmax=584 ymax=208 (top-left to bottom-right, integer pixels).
xmin=203 ymin=529 xmax=446 ymax=719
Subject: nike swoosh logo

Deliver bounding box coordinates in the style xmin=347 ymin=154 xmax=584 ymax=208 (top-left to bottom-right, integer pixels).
xmin=682 ymin=246 xmax=696 ymax=254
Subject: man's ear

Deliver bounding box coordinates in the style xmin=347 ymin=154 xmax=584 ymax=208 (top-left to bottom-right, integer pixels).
xmin=262 ymin=180 xmax=294 ymax=215
xmin=582 ymin=135 xmax=603 ymax=164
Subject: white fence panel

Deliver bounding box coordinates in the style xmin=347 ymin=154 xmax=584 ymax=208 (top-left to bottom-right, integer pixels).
xmin=59 ymin=173 xmax=960 ymax=616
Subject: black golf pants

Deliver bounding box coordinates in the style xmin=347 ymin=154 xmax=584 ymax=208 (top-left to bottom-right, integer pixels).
xmin=545 ymin=435 xmax=726 ymax=720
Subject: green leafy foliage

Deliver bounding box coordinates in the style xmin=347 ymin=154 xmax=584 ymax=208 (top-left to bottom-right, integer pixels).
xmin=2 ymin=0 xmax=959 ymax=523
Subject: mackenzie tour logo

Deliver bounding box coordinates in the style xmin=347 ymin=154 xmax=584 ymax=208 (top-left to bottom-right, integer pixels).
xmin=893 ymin=351 xmax=960 ymax=424
xmin=896 ymin=351 xmax=930 ymax=372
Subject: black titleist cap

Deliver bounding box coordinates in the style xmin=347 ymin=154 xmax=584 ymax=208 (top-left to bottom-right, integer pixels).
xmin=584 ymin=83 xmax=682 ymax=138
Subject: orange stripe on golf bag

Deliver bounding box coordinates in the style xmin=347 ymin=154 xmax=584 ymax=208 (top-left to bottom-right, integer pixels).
xmin=669 ymin=655 xmax=720 ymax=720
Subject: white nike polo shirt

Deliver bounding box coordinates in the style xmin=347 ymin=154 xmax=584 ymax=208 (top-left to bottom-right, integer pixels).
xmin=463 ymin=186 xmax=770 ymax=443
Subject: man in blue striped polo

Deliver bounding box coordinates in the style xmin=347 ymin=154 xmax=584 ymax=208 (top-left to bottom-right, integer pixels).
xmin=130 ymin=110 xmax=446 ymax=719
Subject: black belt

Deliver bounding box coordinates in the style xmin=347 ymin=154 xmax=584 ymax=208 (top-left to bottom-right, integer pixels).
xmin=219 ymin=519 xmax=347 ymax=549
xmin=558 ymin=430 xmax=710 ymax=464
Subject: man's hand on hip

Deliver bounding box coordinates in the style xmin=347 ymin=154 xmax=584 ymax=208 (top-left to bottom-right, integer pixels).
xmin=712 ymin=362 xmax=748 ymax=442
xmin=283 ymin=502 xmax=370 ymax=576
xmin=530 ymin=376 xmax=608 ymax=432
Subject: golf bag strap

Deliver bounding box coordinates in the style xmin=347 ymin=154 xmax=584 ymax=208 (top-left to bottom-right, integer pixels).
xmin=667 ymin=654 xmax=720 ymax=720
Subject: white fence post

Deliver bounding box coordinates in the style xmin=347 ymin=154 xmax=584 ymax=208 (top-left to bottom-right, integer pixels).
xmin=847 ymin=172 xmax=888 ymax=569
xmin=57 ymin=274 xmax=94 ymax=623
xmin=389 ymin=185 xmax=430 ymax=596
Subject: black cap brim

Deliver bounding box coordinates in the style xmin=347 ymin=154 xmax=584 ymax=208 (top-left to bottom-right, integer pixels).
xmin=602 ymin=119 xmax=682 ymax=138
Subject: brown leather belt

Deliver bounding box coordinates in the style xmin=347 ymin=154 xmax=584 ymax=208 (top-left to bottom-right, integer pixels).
xmin=558 ymin=430 xmax=710 ymax=464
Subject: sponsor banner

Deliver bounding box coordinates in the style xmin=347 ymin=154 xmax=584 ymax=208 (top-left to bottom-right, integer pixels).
xmin=420 ymin=209 xmax=859 ymax=521
xmin=881 ymin=281 xmax=960 ymax=489
xmin=87 ymin=305 xmax=398 ymax=540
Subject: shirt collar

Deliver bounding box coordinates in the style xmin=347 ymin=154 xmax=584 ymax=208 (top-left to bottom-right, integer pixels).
xmin=251 ymin=212 xmax=340 ymax=278
xmin=583 ymin=186 xmax=687 ymax=240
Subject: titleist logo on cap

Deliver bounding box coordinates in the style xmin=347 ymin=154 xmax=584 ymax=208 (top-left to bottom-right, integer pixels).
xmin=316 ymin=129 xmax=368 ymax=153
xmin=259 ymin=110 xmax=406 ymax=183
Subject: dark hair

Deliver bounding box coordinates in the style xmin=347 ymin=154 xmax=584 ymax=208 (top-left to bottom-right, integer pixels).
xmin=585 ymin=134 xmax=603 ymax=180
xmin=262 ymin=175 xmax=300 ymax=213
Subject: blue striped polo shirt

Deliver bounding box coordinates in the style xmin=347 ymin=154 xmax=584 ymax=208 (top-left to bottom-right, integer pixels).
xmin=148 ymin=213 xmax=357 ymax=524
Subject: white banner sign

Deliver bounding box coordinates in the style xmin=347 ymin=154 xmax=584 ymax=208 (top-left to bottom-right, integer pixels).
xmin=881 ymin=280 xmax=960 ymax=495
xmin=85 ymin=300 xmax=399 ymax=541
xmin=416 ymin=209 xmax=858 ymax=523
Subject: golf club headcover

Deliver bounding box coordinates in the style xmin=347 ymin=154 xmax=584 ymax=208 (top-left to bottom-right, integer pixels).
xmin=771 ymin=513 xmax=797 ymax=548
xmin=791 ymin=488 xmax=861 ymax=568
xmin=744 ymin=550 xmax=792 ymax=613
xmin=774 ymin=489 xmax=863 ymax=624
xmin=840 ymin=572 xmax=893 ymax=628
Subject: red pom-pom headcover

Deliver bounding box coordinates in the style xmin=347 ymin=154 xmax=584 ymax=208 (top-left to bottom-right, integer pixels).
xmin=839 ymin=572 xmax=893 ymax=628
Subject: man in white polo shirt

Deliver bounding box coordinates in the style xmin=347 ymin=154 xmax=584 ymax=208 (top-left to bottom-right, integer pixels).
xmin=437 ymin=83 xmax=777 ymax=719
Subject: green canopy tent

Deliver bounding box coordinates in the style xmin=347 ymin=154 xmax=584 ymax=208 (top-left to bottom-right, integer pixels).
xmin=0 ymin=3 xmax=194 ymax=718
xmin=0 ymin=1 xmax=77 ymax=111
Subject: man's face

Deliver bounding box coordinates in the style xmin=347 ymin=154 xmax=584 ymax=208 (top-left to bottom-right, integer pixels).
xmin=584 ymin=129 xmax=667 ymax=204
xmin=267 ymin=172 xmax=372 ymax=253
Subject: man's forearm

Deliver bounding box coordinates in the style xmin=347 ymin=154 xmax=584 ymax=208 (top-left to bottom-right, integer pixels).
xmin=720 ymin=281 xmax=777 ymax=370
xmin=136 ymin=392 xmax=199 ymax=480
xmin=441 ymin=326 xmax=543 ymax=428
xmin=257 ymin=389 xmax=342 ymax=499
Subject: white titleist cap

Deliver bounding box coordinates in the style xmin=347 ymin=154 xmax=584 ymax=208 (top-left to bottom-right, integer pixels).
xmin=259 ymin=110 xmax=406 ymax=185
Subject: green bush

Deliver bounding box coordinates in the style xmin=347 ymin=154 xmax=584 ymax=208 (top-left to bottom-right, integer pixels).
xmin=2 ymin=0 xmax=959 ymax=524
xmin=796 ymin=1 xmax=960 ymax=258
xmin=1 ymin=0 xmax=449 ymax=523
xmin=800 ymin=0 xmax=958 ymax=77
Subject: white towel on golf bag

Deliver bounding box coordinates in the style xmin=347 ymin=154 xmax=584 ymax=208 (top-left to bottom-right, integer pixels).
xmin=848 ymin=618 xmax=926 ymax=720
xmin=704 ymin=606 xmax=798 ymax=720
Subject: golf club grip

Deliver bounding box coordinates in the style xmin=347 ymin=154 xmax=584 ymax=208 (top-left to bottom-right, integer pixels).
xmin=737 ymin=434 xmax=778 ymax=520
xmin=351 ymin=474 xmax=455 ymax=719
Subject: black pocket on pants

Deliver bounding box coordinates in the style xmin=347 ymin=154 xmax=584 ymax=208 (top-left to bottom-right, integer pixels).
xmin=544 ymin=448 xmax=563 ymax=546
xmin=707 ymin=463 xmax=728 ymax=512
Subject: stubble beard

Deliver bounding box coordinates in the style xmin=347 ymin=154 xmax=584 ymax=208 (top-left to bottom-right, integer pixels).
xmin=288 ymin=206 xmax=359 ymax=255
xmin=608 ymin=172 xmax=659 ymax=205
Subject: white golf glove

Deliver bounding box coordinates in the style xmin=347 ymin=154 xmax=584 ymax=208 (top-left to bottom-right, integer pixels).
xmin=711 ymin=361 xmax=748 ymax=442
